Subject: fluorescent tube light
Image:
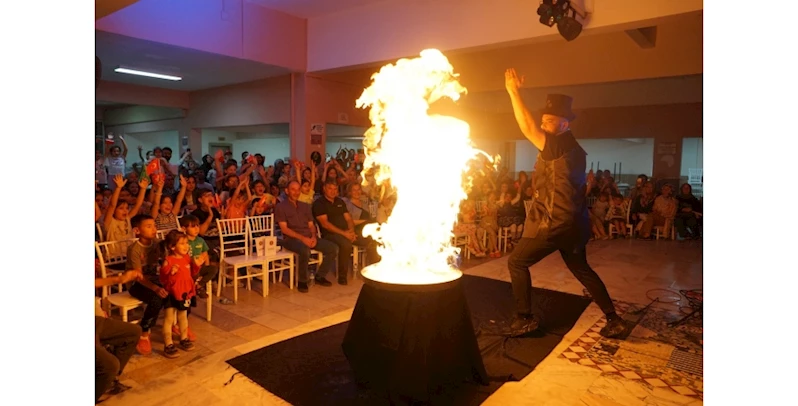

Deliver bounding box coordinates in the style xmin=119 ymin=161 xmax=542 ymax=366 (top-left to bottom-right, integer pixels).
xmin=114 ymin=67 xmax=182 ymax=81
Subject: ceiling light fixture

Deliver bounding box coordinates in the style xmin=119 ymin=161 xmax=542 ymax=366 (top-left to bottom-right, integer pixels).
xmin=114 ymin=67 xmax=182 ymax=81
xmin=536 ymin=0 xmax=589 ymax=42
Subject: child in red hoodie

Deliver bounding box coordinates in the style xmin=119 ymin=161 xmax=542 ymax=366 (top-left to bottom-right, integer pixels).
xmin=159 ymin=230 xmax=198 ymax=358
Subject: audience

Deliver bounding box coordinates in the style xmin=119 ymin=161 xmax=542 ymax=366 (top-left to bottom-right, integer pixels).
xmin=95 ymin=142 xmax=704 ymax=389
xmin=313 ymin=181 xmax=378 ymax=284
xmin=274 ymin=181 xmax=339 ymax=292
xmin=675 ymin=183 xmax=702 ymax=239
xmin=638 ymin=183 xmax=678 ymax=240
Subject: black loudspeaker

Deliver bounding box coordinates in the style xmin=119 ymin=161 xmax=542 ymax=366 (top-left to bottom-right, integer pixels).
xmin=96 ymin=56 xmax=102 ymax=88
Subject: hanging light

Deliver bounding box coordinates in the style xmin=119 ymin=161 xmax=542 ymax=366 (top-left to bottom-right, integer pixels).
xmin=536 ymin=0 xmax=587 ymax=42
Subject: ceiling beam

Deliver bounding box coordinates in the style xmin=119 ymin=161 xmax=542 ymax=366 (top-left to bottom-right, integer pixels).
xmin=96 ymin=0 xmax=141 ymax=20
xmin=625 ymin=26 xmax=658 ymax=49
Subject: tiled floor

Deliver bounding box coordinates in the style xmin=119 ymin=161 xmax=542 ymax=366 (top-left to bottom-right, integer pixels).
xmin=103 ymin=238 xmax=703 ymax=406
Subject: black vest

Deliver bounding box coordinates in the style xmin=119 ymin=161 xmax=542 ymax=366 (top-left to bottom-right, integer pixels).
xmin=523 ymin=142 xmax=591 ymax=245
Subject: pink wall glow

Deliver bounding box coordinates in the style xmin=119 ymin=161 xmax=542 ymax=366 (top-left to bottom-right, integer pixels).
xmin=307 ymin=0 xmax=703 ymax=72
xmin=290 ymin=74 xmax=370 ymax=162
xmin=243 ymin=1 xmax=306 ymax=71
xmin=97 ymin=0 xmax=307 ymax=70
xmin=187 ymin=76 xmax=292 ymax=128
xmin=96 ymin=81 xmax=190 ymax=109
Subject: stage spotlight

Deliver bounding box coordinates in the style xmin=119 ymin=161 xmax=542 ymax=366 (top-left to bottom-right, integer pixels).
xmin=536 ymin=0 xmax=586 ymax=42
xmin=557 ymin=9 xmax=583 ymax=41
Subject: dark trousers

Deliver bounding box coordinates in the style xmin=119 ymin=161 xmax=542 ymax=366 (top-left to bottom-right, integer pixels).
xmin=674 ymin=213 xmax=699 ymax=237
xmin=196 ymin=265 xmax=218 ymax=285
xmin=95 ymin=316 xmax=141 ymax=402
xmin=324 ymin=233 xmax=378 ymax=280
xmin=507 ymin=229 xmax=616 ymax=316
xmin=281 ymin=237 xmax=339 ymax=283
xmin=128 ymin=282 xmax=165 ymax=333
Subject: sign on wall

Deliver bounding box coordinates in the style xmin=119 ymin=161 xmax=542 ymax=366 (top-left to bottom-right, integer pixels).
xmin=657 ymin=142 xmax=677 ymax=155
xmin=310 ymin=123 xmax=324 ymax=145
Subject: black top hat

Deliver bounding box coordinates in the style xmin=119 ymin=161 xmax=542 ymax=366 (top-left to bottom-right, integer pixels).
xmin=539 ymin=94 xmax=576 ymax=121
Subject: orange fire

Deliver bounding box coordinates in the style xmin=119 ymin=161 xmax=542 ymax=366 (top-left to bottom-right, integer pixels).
xmin=356 ymin=49 xmax=492 ymax=285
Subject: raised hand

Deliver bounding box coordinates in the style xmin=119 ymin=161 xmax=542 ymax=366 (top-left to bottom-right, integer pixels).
xmin=137 ymin=145 xmax=143 ymax=151
xmin=505 ymin=68 xmax=524 ymax=93
xmin=138 ymin=177 xmax=150 ymax=190
xmin=113 ymin=174 xmax=127 ymax=188
xmin=179 ymin=174 xmax=187 ymax=188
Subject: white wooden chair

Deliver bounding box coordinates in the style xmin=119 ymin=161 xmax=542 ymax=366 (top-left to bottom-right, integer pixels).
xmin=352 ymin=246 xmax=366 ymax=278
xmin=498 ymin=227 xmax=512 ymax=253
xmin=155 ymin=227 xmax=181 ymax=240
xmin=96 ymin=223 xmax=104 ymax=242
xmin=608 ymin=199 xmax=634 ymax=238
xmin=452 ymin=227 xmax=470 ymax=260
xmin=95 ymin=240 xmax=144 ymax=322
xmin=498 ymin=200 xmax=535 ymax=252
xmin=654 ymin=219 xmax=676 ymax=240
xmin=217 ymin=218 xmax=294 ymax=302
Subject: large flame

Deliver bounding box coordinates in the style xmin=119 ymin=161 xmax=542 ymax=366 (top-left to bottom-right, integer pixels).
xmin=356 ymin=49 xmax=489 ymax=285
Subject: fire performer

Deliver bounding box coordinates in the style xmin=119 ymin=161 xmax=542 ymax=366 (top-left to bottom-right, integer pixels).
xmin=503 ymin=68 xmax=628 ymax=338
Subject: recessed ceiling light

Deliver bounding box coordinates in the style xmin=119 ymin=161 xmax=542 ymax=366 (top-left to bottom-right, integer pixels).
xmin=114 ymin=67 xmax=182 ymax=81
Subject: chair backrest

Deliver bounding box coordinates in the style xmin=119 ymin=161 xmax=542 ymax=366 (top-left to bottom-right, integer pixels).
xmin=95 ymin=238 xmax=138 ymax=297
xmin=217 ymin=218 xmax=250 ymax=259
xmin=688 ymin=168 xmax=703 ymax=185
xmin=524 ymin=200 xmax=534 ymax=215
xmin=367 ymin=201 xmax=379 ymax=219
xmin=248 ymin=215 xmax=275 ymax=246
xmin=96 ymin=223 xmax=104 ymax=242
xmin=475 ymin=200 xmax=486 ymax=214
xmin=156 ymin=227 xmax=181 ymax=240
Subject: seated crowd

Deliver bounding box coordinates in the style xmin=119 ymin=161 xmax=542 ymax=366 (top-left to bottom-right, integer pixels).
xmin=587 ymin=171 xmax=703 ymax=241
xmin=93 ymin=141 xmax=701 ymax=402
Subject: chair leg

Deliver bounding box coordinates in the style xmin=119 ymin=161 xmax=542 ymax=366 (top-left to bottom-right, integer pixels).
xmin=121 ymin=307 xmax=128 ymax=322
xmin=246 ymin=267 xmax=252 ymax=291
xmin=289 ymin=257 xmax=294 ymax=291
xmin=216 ymin=264 xmax=224 ymax=297
xmin=233 ymin=266 xmax=239 ymax=303
xmin=205 ymin=280 xmax=212 ymax=322
xmin=262 ymin=261 xmax=270 ymax=296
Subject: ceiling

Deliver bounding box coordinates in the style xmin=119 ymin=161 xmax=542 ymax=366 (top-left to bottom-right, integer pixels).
xmin=96 ymin=30 xmax=293 ymax=91
xmin=246 ymin=0 xmax=385 ymax=18
xmin=459 ymin=74 xmax=703 ymax=114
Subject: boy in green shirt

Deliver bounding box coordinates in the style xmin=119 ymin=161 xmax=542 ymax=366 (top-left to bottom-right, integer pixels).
xmin=180 ymin=215 xmax=218 ymax=299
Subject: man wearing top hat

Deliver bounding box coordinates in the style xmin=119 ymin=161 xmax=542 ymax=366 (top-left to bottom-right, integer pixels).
xmin=503 ymin=68 xmax=628 ymax=339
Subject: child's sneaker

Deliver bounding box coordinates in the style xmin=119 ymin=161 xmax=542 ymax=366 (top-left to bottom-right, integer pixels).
xmin=136 ymin=336 xmax=152 ymax=355
xmin=163 ymin=344 xmax=180 ymax=358
xmin=179 ymin=339 xmax=196 ymax=351
xmin=196 ymin=285 xmax=209 ymax=299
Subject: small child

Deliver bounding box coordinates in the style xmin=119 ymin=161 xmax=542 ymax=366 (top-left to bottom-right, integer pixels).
xmin=103 ymin=175 xmax=149 ymax=256
xmin=454 ymin=200 xmax=487 ymax=258
xmin=606 ymin=194 xmax=627 ymax=238
xmin=159 ymin=230 xmax=198 ymax=358
xmin=590 ymin=192 xmax=611 ymax=240
xmin=224 ymin=178 xmax=251 ymax=220
xmin=151 ymin=176 xmax=187 ymax=231
xmin=180 ymin=215 xmax=219 ymax=299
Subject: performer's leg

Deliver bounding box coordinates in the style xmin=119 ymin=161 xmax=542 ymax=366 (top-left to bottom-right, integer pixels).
xmin=507 ymin=233 xmax=557 ymax=336
xmin=559 ymin=244 xmax=628 ymax=338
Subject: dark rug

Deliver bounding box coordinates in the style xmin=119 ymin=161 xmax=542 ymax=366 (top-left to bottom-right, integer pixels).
xmin=227 ymin=275 xmax=592 ymax=405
